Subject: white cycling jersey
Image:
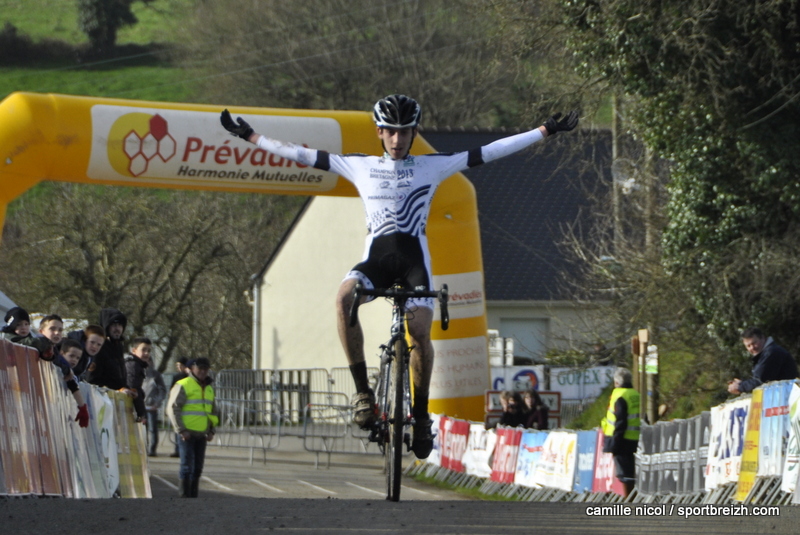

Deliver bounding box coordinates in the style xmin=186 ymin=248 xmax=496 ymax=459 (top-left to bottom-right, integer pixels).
xmin=255 ymin=127 xmax=545 ymax=241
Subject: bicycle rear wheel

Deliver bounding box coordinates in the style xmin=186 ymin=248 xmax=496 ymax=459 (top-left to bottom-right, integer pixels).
xmin=385 ymin=337 xmax=407 ymax=501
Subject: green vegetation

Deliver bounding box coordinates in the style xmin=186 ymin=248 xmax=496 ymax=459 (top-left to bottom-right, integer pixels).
xmin=0 ymin=0 xmax=197 ymax=102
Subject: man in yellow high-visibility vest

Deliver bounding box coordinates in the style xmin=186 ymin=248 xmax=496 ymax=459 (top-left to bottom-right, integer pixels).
xmin=167 ymin=357 xmax=219 ymax=498
xmin=601 ymin=367 xmax=640 ymax=498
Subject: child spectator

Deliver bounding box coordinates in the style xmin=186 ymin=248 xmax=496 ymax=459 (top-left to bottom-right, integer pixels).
xmin=58 ymin=339 xmax=90 ymax=427
xmin=2 ymin=309 xmax=87 ymax=427
xmin=86 ymin=308 xmax=128 ymax=391
xmin=2 ymin=307 xmax=53 ymax=358
xmin=125 ymin=337 xmax=151 ymax=423
xmin=66 ymin=324 xmax=107 ymax=380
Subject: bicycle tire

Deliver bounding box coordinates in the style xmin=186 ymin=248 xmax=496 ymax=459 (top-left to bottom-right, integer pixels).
xmin=385 ymin=336 xmax=407 ymax=501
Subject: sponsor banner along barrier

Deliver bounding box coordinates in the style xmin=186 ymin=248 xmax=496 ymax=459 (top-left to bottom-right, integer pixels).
xmin=782 ymin=383 xmax=800 ymax=494
xmin=591 ymin=428 xmax=624 ymax=495
xmin=429 ymin=382 xmax=793 ymax=500
xmin=440 ymin=417 xmax=470 ymax=473
xmin=514 ymin=430 xmax=547 ymax=488
xmin=462 ymin=423 xmax=496 ymax=478
xmin=574 ymin=430 xmax=597 ymax=493
xmin=0 ymin=338 xmax=149 ymax=498
xmin=532 ymin=430 xmax=577 ymax=492
xmin=491 ymin=426 xmax=522 ymax=484
xmin=736 ymin=388 xmax=763 ymax=501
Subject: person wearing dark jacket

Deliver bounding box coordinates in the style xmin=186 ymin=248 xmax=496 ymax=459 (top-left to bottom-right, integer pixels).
xmin=728 ymin=327 xmax=799 ymax=395
xmin=602 ymin=368 xmax=640 ymax=498
xmin=523 ymin=389 xmax=549 ymax=430
xmin=2 ymin=307 xmax=53 ymax=358
xmin=65 ymin=324 xmax=106 ymax=380
xmin=86 ymin=308 xmax=131 ymax=392
xmin=126 ymin=337 xmax=151 ymax=422
xmin=497 ymin=390 xmax=526 ymax=427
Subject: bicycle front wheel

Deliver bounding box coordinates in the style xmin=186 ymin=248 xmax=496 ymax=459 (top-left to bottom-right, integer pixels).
xmin=385 ymin=336 xmax=408 ymax=501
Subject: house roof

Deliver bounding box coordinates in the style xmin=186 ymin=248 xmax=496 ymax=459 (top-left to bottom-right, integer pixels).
xmin=421 ymin=128 xmax=611 ymax=301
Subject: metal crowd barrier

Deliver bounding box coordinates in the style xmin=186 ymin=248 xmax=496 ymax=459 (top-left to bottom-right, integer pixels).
xmin=211 ymin=367 xmax=378 ymax=464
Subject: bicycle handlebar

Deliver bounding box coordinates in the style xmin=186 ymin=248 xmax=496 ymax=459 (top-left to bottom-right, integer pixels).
xmin=348 ymin=284 xmax=449 ymax=331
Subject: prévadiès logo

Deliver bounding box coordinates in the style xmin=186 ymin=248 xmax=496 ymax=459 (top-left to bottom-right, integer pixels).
xmin=89 ymin=105 xmax=342 ymax=191
xmin=107 ymin=113 xmax=176 ymax=177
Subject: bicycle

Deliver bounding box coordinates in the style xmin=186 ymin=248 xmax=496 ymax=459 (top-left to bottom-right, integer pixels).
xmin=348 ymin=282 xmax=449 ymax=501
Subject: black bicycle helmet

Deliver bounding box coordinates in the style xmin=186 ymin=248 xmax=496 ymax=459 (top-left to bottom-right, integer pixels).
xmin=372 ymin=94 xmax=421 ymax=129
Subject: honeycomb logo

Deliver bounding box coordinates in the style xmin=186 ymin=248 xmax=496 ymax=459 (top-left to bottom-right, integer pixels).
xmin=107 ymin=112 xmax=176 ymax=177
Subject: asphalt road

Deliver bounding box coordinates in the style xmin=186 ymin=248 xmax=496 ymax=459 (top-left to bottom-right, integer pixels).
xmin=2 ymin=438 xmax=800 ymax=535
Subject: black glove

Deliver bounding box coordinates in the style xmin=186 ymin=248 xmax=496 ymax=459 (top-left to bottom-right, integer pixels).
xmin=543 ymin=110 xmax=579 ymax=135
xmin=220 ymin=109 xmax=254 ymax=140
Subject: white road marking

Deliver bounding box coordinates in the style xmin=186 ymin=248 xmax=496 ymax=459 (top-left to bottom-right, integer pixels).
xmin=401 ymin=484 xmax=439 ymax=497
xmin=202 ymin=475 xmax=234 ymax=491
xmin=151 ymin=474 xmax=178 ymax=490
xmin=297 ymin=480 xmax=337 ymax=495
xmin=345 ymin=481 xmax=384 ymax=496
xmin=249 ymin=478 xmax=286 ymax=493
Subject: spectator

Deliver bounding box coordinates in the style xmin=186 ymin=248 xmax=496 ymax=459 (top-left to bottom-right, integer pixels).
xmin=59 ymin=339 xmax=91 ymax=428
xmin=2 ymin=306 xmax=53 ymax=357
xmin=498 ymin=390 xmax=526 ymax=427
xmin=523 ymin=389 xmax=549 ymax=430
xmin=601 ymin=367 xmax=640 ymax=498
xmin=86 ymin=308 xmax=131 ymax=393
xmin=169 ymin=357 xmax=190 ymax=458
xmin=167 ymin=357 xmax=219 ymax=498
xmin=141 ymin=345 xmax=167 ymax=457
xmin=728 ymin=327 xmax=799 ymax=395
xmin=66 ymin=324 xmax=107 ymax=379
xmin=125 ymin=337 xmax=151 ymax=423
xmin=34 ymin=315 xmax=91 ymax=429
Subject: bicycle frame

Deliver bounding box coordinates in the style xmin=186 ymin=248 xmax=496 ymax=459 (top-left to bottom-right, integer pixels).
xmin=348 ymin=283 xmax=448 ymax=501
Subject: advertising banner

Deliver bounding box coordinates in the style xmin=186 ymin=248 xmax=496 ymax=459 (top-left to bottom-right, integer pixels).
xmin=427 ymin=414 xmax=442 ymax=467
xmin=462 ymin=424 xmax=496 ymax=478
xmin=759 ymin=381 xmax=792 ymax=477
xmin=25 ymin=352 xmax=61 ymax=496
xmin=514 ymin=431 xmax=548 ymax=488
xmin=532 ymin=430 xmax=577 ymax=492
xmin=705 ymin=397 xmax=750 ymax=490
xmin=548 ymin=366 xmax=614 ymax=400
xmin=112 ymin=392 xmax=151 ymax=498
xmin=781 ymin=384 xmax=800 ymax=493
xmin=490 ymin=366 xmax=545 ymax=392
xmin=5 ymin=342 xmax=40 ymax=495
xmin=574 ymin=430 xmax=597 ymax=493
xmin=490 ymin=427 xmax=522 ymax=483
xmin=592 ymin=428 xmax=624 ymax=495
xmin=90 ymin=387 xmax=120 ymax=496
xmin=736 ymin=388 xmax=763 ymax=501
xmin=440 ymin=417 xmax=469 ymax=473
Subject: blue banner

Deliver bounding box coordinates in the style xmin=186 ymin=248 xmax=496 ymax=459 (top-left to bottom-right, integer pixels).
xmin=573 ymin=430 xmax=597 ymax=493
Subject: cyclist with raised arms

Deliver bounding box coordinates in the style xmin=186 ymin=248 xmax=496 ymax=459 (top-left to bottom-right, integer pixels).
xmin=221 ymin=96 xmax=578 ymax=459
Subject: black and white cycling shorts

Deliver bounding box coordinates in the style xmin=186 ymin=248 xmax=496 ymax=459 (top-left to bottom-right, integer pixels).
xmin=343 ymin=232 xmax=434 ymax=310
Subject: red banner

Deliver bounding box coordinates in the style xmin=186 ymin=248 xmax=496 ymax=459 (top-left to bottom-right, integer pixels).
xmin=440 ymin=417 xmax=469 ymax=473
xmin=490 ymin=427 xmax=522 ymax=483
xmin=591 ymin=428 xmax=625 ymax=495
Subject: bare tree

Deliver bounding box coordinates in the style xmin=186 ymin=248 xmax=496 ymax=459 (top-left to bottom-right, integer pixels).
xmin=0 ymin=183 xmax=304 ymax=372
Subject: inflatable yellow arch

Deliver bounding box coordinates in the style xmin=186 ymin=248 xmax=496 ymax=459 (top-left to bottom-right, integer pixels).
xmin=0 ymin=92 xmax=488 ymax=420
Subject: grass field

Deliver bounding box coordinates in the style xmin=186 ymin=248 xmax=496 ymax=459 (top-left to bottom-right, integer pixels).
xmin=0 ymin=0 xmax=198 ymax=103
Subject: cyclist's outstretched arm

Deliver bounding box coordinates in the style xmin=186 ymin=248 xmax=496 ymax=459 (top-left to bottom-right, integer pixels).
xmin=475 ymin=111 xmax=579 ymax=166
xmin=220 ymin=109 xmax=332 ymax=170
